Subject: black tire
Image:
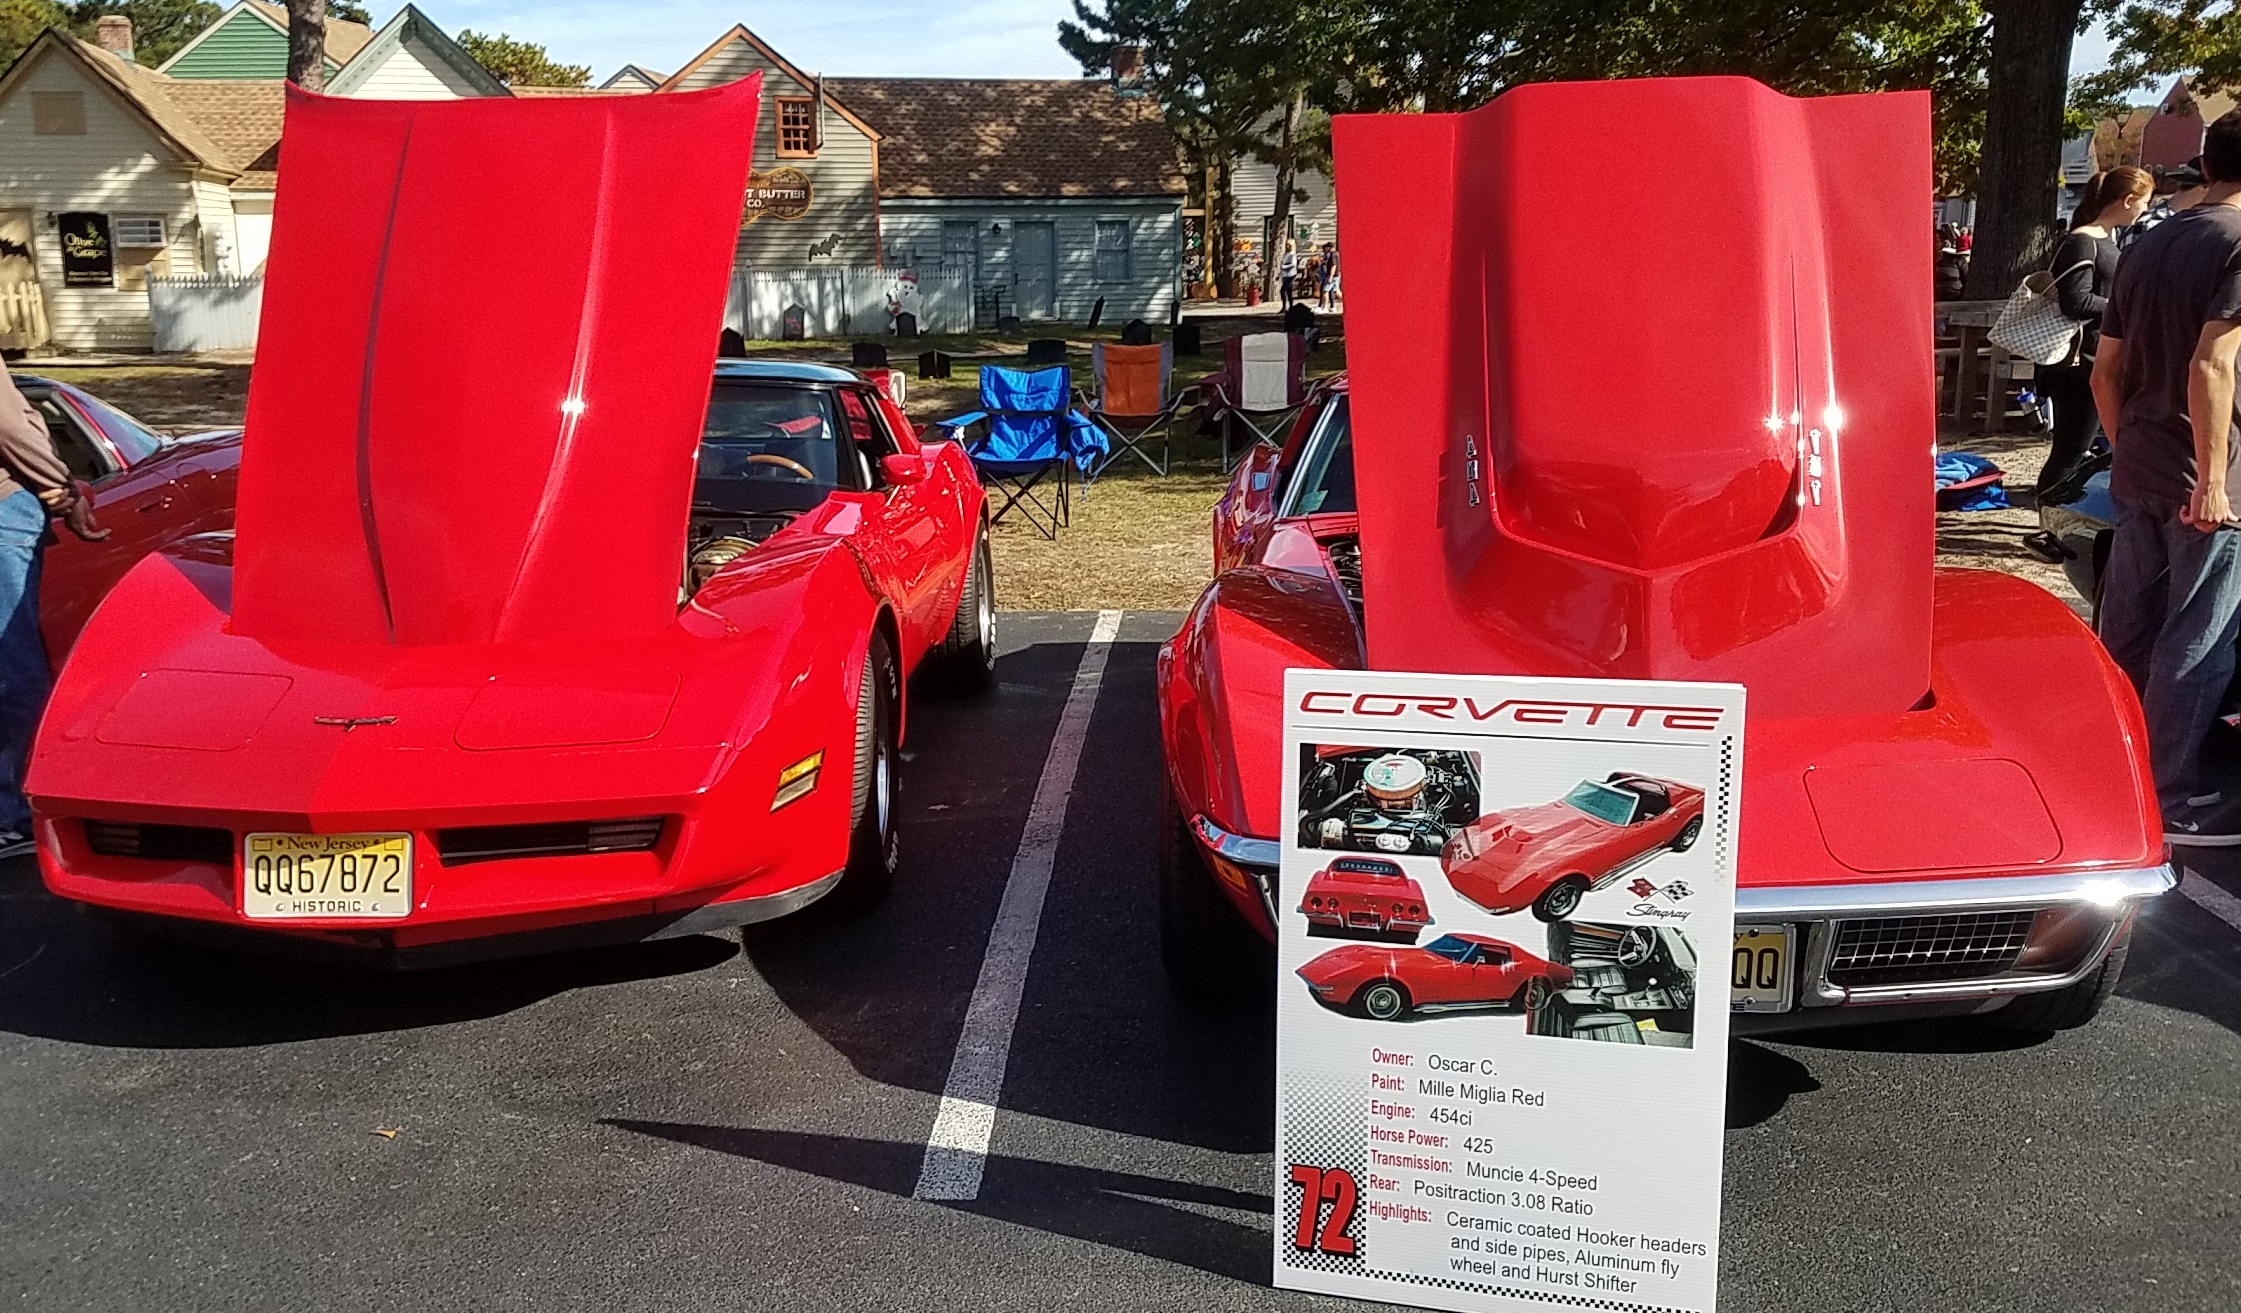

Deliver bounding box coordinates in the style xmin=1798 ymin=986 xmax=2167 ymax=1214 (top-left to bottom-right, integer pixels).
xmin=1987 ymin=938 xmax=2128 ymax=1033
xmin=1515 ymin=976 xmax=1554 ymax=1013
xmin=1671 ymin=815 xmax=1702 ymax=852
xmin=1355 ymin=980 xmax=1410 ymax=1021
xmin=1158 ymin=794 xmax=1272 ymax=1003
xmin=928 ymin=530 xmax=996 ymax=693
xmin=831 ymin=634 xmax=900 ymax=911
xmin=1532 ymin=876 xmax=1589 ymax=923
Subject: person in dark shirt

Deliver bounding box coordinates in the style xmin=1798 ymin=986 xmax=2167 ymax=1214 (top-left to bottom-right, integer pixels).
xmin=2037 ymin=168 xmax=2152 ymax=498
xmin=2091 ymin=111 xmax=2241 ymax=844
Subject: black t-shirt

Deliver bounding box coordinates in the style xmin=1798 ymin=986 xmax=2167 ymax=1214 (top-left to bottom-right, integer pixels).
xmin=2048 ymin=230 xmax=2118 ymax=361
xmin=2104 ymin=204 xmax=2241 ymax=512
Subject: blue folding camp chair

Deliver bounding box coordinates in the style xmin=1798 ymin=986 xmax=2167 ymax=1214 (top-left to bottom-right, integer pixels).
xmin=930 ymin=365 xmax=1107 ymax=540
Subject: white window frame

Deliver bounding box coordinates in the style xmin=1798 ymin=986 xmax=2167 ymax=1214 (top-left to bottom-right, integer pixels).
xmin=113 ymin=216 xmax=168 ymax=249
xmin=1093 ymin=218 xmax=1132 ymax=282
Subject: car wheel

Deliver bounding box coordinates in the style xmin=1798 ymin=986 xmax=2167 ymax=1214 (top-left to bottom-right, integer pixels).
xmin=929 ymin=529 xmax=997 ymax=694
xmin=1356 ymin=980 xmax=1410 ymax=1021
xmin=1671 ymin=816 xmax=1702 ymax=851
xmin=1158 ymin=792 xmax=1272 ymax=1003
xmin=1532 ymin=876 xmax=1589 ymax=923
xmin=831 ymin=633 xmax=900 ymax=911
xmin=1987 ymin=936 xmax=2128 ymax=1033
xmin=1515 ymin=976 xmax=1554 ymax=1013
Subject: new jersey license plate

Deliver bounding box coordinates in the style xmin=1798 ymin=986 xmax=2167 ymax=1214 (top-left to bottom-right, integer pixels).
xmin=1730 ymin=924 xmax=1794 ymax=1013
xmin=242 ymin=833 xmax=413 ymax=920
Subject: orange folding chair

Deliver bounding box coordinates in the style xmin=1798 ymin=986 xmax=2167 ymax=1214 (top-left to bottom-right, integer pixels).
xmin=1081 ymin=342 xmax=1194 ymax=477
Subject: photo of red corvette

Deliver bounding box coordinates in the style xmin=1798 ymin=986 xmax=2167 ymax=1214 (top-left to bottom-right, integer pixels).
xmin=27 ymin=79 xmax=995 ymax=965
xmin=1299 ymin=855 xmax=1432 ymax=941
xmin=1297 ymin=933 xmax=1573 ymax=1021
xmin=1442 ymin=773 xmax=1705 ymax=922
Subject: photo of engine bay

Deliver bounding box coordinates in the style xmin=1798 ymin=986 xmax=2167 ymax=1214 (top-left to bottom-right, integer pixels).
xmin=1296 ymin=745 xmax=1481 ymax=856
xmin=1526 ymin=922 xmax=1699 ymax=1048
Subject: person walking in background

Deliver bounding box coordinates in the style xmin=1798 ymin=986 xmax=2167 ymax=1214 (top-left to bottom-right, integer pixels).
xmin=1934 ymin=224 xmax=1969 ymax=300
xmin=0 ymin=370 xmax=106 ymax=857
xmin=1278 ymin=240 xmax=1299 ymax=308
xmin=1319 ymin=242 xmax=1340 ymax=309
xmin=2091 ymin=111 xmax=2241 ymax=844
xmin=2037 ymin=167 xmax=2154 ymax=500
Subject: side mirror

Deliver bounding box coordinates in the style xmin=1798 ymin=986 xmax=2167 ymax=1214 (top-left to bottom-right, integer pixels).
xmin=881 ymin=452 xmax=929 ymax=485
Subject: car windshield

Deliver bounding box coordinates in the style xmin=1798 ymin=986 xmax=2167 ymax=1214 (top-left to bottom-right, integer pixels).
xmin=695 ymin=383 xmax=851 ymax=514
xmin=1561 ymin=780 xmax=1639 ymax=826
xmin=1423 ymin=935 xmax=1475 ymax=963
xmin=1280 ymin=395 xmax=1354 ymax=517
xmin=66 ymin=389 xmax=165 ymax=466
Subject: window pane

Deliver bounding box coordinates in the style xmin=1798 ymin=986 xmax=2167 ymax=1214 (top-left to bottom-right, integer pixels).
xmin=32 ymin=92 xmax=85 ymax=136
xmin=1094 ymin=219 xmax=1129 ymax=281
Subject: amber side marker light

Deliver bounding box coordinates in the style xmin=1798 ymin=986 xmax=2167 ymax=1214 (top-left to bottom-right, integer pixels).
xmin=772 ymin=751 xmax=824 ymax=811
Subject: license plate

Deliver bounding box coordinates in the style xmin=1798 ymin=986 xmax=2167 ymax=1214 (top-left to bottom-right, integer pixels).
xmin=1729 ymin=924 xmax=1794 ymax=1013
xmin=242 ymin=833 xmax=413 ymax=920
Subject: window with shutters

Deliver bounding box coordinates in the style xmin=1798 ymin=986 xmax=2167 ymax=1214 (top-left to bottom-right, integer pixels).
xmin=776 ymin=98 xmax=816 ymax=157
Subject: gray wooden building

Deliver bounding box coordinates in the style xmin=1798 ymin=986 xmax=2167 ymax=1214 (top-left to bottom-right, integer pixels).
xmin=662 ymin=27 xmax=1185 ymax=324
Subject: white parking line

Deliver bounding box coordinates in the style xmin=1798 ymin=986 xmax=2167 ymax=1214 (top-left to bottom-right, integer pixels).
xmin=914 ymin=609 xmax=1124 ymax=1202
xmin=2179 ymin=871 xmax=2241 ymax=936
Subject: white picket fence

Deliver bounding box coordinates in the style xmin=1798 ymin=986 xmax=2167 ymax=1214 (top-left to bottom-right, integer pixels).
xmin=727 ymin=265 xmax=972 ymax=339
xmin=148 ymin=274 xmax=263 ymax=352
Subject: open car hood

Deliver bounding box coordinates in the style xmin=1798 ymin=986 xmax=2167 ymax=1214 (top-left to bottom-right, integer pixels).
xmin=1332 ymin=78 xmax=1932 ymax=717
xmin=232 ymin=77 xmax=762 ymax=647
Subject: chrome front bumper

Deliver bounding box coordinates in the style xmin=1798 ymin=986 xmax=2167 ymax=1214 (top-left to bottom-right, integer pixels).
xmin=1191 ymin=814 xmax=2173 ymax=1011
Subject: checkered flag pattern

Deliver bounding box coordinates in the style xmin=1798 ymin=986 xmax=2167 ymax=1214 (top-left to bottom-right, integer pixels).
xmin=1278 ymin=1074 xmax=1367 ymax=1277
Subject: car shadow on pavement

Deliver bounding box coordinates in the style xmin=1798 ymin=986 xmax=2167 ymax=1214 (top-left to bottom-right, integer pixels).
xmin=1726 ymin=1041 xmax=1820 ymax=1129
xmin=0 ymin=863 xmax=737 ymax=1047
xmin=602 ymin=1120 xmax=1275 ymax=1286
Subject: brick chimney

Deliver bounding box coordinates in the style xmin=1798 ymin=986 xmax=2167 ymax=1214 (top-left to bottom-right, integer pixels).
xmin=94 ymin=15 xmax=135 ymax=61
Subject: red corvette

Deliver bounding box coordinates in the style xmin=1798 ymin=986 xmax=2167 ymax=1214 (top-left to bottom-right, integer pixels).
xmin=1443 ymin=773 xmax=1705 ymax=921
xmin=28 ymin=79 xmax=994 ymax=965
xmin=1297 ymin=933 xmax=1574 ymax=1021
xmin=11 ymin=373 xmax=241 ymax=665
xmin=1299 ymin=855 xmax=1432 ymax=940
xmin=1157 ymin=78 xmax=2172 ymax=1031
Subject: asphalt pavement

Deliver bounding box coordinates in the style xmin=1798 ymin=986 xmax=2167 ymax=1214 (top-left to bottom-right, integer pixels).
xmin=2 ymin=610 xmax=2237 ymax=1312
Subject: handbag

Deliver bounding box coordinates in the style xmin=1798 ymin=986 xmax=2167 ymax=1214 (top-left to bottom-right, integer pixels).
xmin=1987 ymin=258 xmax=2097 ymax=365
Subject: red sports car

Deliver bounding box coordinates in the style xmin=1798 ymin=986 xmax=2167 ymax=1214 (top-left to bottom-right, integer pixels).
xmin=10 ymin=373 xmax=241 ymax=664
xmin=1443 ymin=773 xmax=1705 ymax=921
xmin=29 ymin=79 xmax=995 ymax=965
xmin=1297 ymin=933 xmax=1574 ymax=1021
xmin=1156 ymin=78 xmax=2172 ymax=1032
xmin=1299 ymin=855 xmax=1433 ymax=940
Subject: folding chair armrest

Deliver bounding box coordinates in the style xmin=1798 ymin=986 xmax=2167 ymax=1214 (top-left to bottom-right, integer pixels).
xmin=929 ymin=411 xmax=990 ymax=436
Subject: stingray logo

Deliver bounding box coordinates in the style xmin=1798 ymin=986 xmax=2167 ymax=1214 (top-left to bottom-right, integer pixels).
xmin=1294 ymin=691 xmax=1727 ymax=734
xmin=313 ymin=715 xmax=397 ymax=732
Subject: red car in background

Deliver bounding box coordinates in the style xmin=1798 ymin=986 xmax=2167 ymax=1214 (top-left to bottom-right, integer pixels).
xmin=1156 ymin=78 xmax=2172 ymax=1033
xmin=10 ymin=373 xmax=240 ymax=664
xmin=1443 ymin=773 xmax=1704 ymax=921
xmin=1300 ymin=855 xmax=1432 ymax=940
xmin=1297 ymin=933 xmax=1573 ymax=1021
xmin=31 ymin=79 xmax=994 ymax=966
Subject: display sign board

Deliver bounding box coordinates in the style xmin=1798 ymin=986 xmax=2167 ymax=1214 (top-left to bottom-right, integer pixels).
xmin=58 ymin=212 xmax=113 ymax=288
xmin=1275 ymin=669 xmax=1743 ymax=1313
xmin=742 ymin=167 xmax=813 ymax=225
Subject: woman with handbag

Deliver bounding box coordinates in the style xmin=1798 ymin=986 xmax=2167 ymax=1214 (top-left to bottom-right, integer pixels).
xmin=2035 ymin=167 xmax=2153 ymax=499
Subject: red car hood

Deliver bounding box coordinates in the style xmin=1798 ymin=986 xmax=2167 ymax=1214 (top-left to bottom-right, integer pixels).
xmin=233 ymin=79 xmax=760 ymax=650
xmin=1296 ymin=943 xmax=1401 ymax=983
xmin=1447 ymin=801 xmax=1605 ymax=867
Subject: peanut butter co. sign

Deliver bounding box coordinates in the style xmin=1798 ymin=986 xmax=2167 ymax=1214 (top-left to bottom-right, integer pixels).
xmin=742 ymin=168 xmax=813 ymax=225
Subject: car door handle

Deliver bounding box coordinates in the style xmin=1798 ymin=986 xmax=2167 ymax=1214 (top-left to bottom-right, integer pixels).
xmin=137 ymin=495 xmax=173 ymax=513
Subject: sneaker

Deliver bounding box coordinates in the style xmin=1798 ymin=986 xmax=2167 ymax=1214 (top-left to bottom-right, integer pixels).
xmin=2165 ymin=801 xmax=2241 ymax=847
xmin=0 ymin=830 xmax=32 ymax=859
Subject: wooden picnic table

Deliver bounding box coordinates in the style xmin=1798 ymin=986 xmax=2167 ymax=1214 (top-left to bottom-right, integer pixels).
xmin=1935 ymin=299 xmax=2015 ymax=435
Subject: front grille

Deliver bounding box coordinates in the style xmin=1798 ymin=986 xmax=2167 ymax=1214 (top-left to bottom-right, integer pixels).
xmin=83 ymin=820 xmax=233 ymax=864
xmin=435 ymin=817 xmax=666 ymax=866
xmin=1828 ymin=911 xmax=2037 ymax=986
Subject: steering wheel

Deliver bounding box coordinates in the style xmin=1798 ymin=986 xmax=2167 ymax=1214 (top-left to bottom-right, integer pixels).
xmin=744 ymin=453 xmax=816 ymax=480
xmin=1617 ymin=926 xmax=1657 ymax=968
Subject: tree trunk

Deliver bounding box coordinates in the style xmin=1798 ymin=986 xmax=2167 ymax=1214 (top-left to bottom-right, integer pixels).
xmin=1214 ymin=156 xmax=1236 ymax=299
xmin=1966 ymin=0 xmax=2081 ymax=298
xmin=285 ymin=0 xmax=327 ymax=92
xmin=1262 ymin=91 xmax=1305 ymax=301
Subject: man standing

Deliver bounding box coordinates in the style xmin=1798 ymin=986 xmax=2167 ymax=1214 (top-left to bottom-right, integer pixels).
xmin=2092 ymin=110 xmax=2241 ymax=844
xmin=1278 ymin=240 xmax=1299 ymax=308
xmin=0 ymin=370 xmax=105 ymax=856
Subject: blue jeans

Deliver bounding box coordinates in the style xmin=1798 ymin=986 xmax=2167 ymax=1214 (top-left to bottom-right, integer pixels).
xmin=2098 ymin=496 xmax=2241 ymax=812
xmin=0 ymin=491 xmax=48 ymax=832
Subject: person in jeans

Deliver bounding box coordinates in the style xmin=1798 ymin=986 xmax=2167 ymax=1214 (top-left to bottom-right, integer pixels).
xmin=0 ymin=371 xmax=107 ymax=857
xmin=2092 ymin=109 xmax=2241 ymax=844
xmin=1278 ymin=240 xmax=1299 ymax=307
xmin=2038 ymin=167 xmax=2153 ymax=500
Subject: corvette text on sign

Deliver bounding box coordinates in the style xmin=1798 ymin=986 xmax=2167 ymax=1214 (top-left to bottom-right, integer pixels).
xmin=1276 ymin=669 xmax=1743 ymax=1313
